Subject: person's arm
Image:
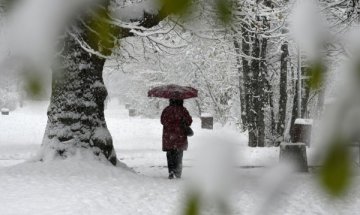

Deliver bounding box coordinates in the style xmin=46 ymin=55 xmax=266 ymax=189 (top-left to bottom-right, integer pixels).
xmin=183 ymin=108 xmax=192 ymax=126
xmin=161 ymin=109 xmax=166 ymax=125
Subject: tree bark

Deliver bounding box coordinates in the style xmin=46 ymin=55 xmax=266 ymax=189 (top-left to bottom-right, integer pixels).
xmin=233 ymin=37 xmax=247 ymax=129
xmin=241 ymin=23 xmax=257 ymax=147
xmin=40 ymin=31 xmax=117 ymax=164
xmin=301 ymin=72 xmax=310 ymax=118
xmin=257 ymin=30 xmax=268 ymax=147
xmin=290 ymin=80 xmax=299 ymax=142
xmin=277 ymin=42 xmax=288 ymax=137
xmin=39 ymin=2 xmax=167 ymax=165
xmin=269 ymin=89 xmax=275 ymax=139
xmin=249 ymin=31 xmax=261 ymax=147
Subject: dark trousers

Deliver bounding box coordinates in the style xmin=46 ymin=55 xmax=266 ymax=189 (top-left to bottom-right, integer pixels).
xmin=166 ymin=150 xmax=183 ymax=177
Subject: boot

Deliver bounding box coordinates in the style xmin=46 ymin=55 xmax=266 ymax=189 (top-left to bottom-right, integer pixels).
xmin=168 ymin=171 xmax=175 ymax=179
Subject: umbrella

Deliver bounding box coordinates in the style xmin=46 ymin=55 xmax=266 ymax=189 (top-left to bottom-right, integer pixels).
xmin=148 ymin=84 xmax=198 ymax=99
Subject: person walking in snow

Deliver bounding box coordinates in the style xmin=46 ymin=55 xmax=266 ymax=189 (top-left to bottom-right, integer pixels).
xmin=161 ymin=99 xmax=192 ymax=179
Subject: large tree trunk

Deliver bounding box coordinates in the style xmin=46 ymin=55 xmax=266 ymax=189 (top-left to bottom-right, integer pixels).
xmin=277 ymin=42 xmax=288 ymax=137
xmin=39 ymin=2 xmax=166 ymax=165
xmin=233 ymin=38 xmax=247 ymax=129
xmin=301 ymin=72 xmax=311 ymax=118
xmin=40 ymin=30 xmax=117 ymax=164
xmin=249 ymin=32 xmax=261 ymax=147
xmin=257 ymin=23 xmax=269 ymax=147
xmin=290 ymin=80 xmax=300 ymax=142
xmin=241 ymin=23 xmax=257 ymax=147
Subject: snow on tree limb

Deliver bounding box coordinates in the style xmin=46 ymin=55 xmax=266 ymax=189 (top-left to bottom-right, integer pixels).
xmin=111 ymin=0 xmax=162 ymax=22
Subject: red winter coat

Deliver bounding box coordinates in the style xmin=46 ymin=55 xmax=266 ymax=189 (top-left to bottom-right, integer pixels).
xmin=161 ymin=105 xmax=192 ymax=151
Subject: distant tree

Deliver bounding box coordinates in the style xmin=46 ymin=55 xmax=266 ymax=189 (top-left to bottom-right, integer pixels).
xmin=232 ymin=0 xmax=290 ymax=147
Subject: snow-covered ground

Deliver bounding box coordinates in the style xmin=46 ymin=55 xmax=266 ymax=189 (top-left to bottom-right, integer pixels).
xmin=1 ymin=100 xmax=360 ymax=215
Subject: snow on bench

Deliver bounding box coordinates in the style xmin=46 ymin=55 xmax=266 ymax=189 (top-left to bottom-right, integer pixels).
xmin=293 ymin=118 xmax=313 ymax=146
xmin=294 ymin=118 xmax=313 ymax=125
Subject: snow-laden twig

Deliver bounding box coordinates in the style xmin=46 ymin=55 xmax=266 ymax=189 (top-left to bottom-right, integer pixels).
xmin=68 ymin=31 xmax=110 ymax=59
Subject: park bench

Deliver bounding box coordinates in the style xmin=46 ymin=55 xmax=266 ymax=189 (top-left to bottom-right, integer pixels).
xmin=293 ymin=118 xmax=313 ymax=147
xmin=129 ymin=109 xmax=136 ymax=117
xmin=201 ymin=113 xmax=213 ymax=129
xmin=1 ymin=108 xmax=9 ymax=115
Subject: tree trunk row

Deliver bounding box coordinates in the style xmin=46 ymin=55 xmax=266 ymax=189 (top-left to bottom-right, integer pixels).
xmin=238 ymin=16 xmax=270 ymax=147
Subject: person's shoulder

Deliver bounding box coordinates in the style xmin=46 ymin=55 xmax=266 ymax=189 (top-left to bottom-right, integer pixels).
xmin=180 ymin=106 xmax=190 ymax=112
xmin=162 ymin=106 xmax=172 ymax=112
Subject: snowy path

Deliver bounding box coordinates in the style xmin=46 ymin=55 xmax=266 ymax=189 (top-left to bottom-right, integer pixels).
xmin=2 ymin=101 xmax=360 ymax=214
xmin=0 ymin=100 xmax=282 ymax=175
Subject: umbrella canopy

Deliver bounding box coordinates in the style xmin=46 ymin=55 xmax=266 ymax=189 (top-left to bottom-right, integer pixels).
xmin=148 ymin=84 xmax=198 ymax=99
